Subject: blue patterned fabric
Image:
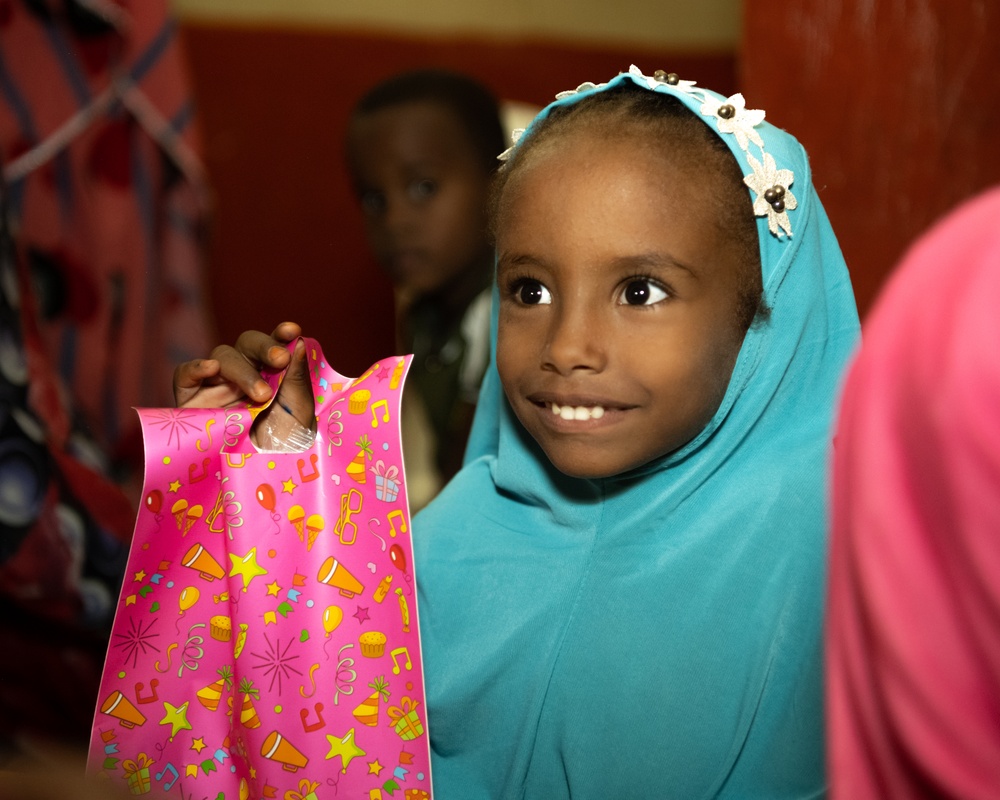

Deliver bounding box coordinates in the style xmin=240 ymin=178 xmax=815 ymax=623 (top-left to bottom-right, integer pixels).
xmin=413 ymin=67 xmax=860 ymax=798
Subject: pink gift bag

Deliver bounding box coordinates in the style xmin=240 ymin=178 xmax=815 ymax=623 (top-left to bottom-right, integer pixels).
xmin=87 ymin=340 xmax=432 ymax=800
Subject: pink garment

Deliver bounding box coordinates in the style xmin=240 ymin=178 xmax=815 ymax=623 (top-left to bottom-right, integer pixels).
xmin=827 ymin=186 xmax=1000 ymax=798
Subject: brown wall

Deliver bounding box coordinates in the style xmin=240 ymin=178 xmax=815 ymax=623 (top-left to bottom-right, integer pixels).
xmin=179 ymin=23 xmax=735 ymax=374
xmin=741 ymin=0 xmax=1000 ymax=318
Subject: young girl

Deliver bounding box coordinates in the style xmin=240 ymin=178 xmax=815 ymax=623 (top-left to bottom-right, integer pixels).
xmin=176 ymin=66 xmax=860 ymax=798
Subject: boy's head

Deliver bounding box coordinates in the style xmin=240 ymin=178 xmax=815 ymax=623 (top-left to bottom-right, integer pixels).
xmin=347 ymin=70 xmax=506 ymax=299
xmin=490 ymin=82 xmax=767 ymax=478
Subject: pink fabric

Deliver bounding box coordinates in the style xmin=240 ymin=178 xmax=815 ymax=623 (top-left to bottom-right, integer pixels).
xmin=828 ymin=186 xmax=1000 ymax=798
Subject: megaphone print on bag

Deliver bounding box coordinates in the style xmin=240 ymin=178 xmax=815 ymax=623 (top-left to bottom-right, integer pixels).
xmin=87 ymin=340 xmax=432 ymax=798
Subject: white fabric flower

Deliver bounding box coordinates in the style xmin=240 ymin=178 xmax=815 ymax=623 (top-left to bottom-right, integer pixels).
xmin=555 ymin=82 xmax=601 ymax=100
xmin=701 ymin=93 xmax=765 ymax=150
xmin=497 ymin=128 xmax=526 ymax=162
xmin=744 ymin=152 xmax=797 ymax=238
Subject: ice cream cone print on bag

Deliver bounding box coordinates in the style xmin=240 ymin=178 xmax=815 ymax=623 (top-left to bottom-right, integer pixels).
xmin=182 ymin=503 xmax=203 ymax=535
xmin=171 ymin=499 xmax=188 ymax=529
xmin=306 ymin=514 xmax=324 ymax=551
xmin=197 ymin=665 xmax=234 ymax=711
xmin=353 ymin=675 xmax=390 ymax=727
xmin=346 ymin=435 xmax=373 ymax=484
xmin=288 ymin=505 xmax=305 ymax=541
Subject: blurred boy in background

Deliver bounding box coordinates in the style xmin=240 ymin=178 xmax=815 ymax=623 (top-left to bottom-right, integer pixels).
xmin=347 ymin=70 xmax=506 ymax=507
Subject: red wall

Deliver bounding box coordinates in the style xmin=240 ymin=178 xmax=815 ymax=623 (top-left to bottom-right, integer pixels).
xmin=741 ymin=0 xmax=1000 ymax=318
xmin=179 ymin=23 xmax=735 ymax=374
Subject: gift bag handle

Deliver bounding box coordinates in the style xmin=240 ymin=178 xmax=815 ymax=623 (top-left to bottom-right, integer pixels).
xmin=230 ymin=339 xmax=409 ymax=456
xmin=218 ymin=338 xmax=345 ymax=456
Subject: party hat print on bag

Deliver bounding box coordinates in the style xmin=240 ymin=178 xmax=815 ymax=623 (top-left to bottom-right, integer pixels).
xmin=346 ymin=434 xmax=374 ymax=484
xmin=353 ymin=675 xmax=390 ymax=727
xmin=87 ymin=339 xmax=432 ymax=799
xmin=196 ymin=665 xmax=234 ymax=712
xmin=237 ymin=677 xmax=261 ymax=729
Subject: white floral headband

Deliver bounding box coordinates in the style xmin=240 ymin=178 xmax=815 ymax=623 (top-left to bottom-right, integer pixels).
xmin=499 ymin=65 xmax=797 ymax=239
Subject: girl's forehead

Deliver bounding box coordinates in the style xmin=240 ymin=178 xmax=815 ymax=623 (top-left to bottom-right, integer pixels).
xmin=499 ymin=142 xmax=732 ymax=259
xmin=499 ymin=129 xmax=721 ymax=227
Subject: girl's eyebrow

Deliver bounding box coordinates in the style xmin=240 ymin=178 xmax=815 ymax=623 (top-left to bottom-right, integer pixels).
xmin=611 ymin=253 xmax=697 ymax=278
xmin=496 ymin=252 xmax=543 ymax=271
xmin=496 ymin=252 xmax=699 ymax=278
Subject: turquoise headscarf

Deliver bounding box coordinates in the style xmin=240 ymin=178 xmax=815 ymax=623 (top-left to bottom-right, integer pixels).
xmin=413 ymin=66 xmax=859 ymax=799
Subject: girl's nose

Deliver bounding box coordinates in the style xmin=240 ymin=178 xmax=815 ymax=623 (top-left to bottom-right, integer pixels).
xmin=541 ymin=306 xmax=606 ymax=375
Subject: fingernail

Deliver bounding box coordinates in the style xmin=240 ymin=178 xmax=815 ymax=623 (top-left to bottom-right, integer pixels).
xmin=253 ymin=380 xmax=270 ymax=399
xmin=268 ymin=346 xmax=285 ymax=361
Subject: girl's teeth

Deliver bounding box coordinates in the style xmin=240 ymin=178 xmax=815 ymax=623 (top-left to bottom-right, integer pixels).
xmin=551 ymin=403 xmax=606 ymax=420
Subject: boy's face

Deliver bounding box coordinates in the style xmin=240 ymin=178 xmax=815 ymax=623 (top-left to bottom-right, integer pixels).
xmin=348 ymin=101 xmax=493 ymax=297
xmin=495 ymin=131 xmax=749 ymax=479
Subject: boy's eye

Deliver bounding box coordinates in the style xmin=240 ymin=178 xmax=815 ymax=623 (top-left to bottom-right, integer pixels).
xmin=516 ymin=280 xmax=552 ymax=305
xmin=618 ymin=279 xmax=668 ymax=306
xmin=360 ymin=191 xmax=385 ymax=215
xmin=408 ymin=179 xmax=437 ymax=201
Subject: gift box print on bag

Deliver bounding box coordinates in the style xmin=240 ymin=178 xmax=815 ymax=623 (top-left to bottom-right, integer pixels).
xmin=87 ymin=341 xmax=431 ymax=798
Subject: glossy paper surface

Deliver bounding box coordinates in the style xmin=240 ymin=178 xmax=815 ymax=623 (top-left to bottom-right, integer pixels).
xmin=88 ymin=340 xmax=431 ymax=799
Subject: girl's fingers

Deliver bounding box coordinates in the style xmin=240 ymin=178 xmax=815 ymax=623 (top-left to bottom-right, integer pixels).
xmin=173 ymin=358 xmax=221 ymax=406
xmin=172 ymin=324 xmax=308 ymax=411
xmin=270 ymin=321 xmax=303 ymax=344
xmin=210 ymin=340 xmax=274 ymax=403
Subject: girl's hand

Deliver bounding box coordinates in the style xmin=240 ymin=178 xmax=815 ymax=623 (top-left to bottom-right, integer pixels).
xmin=173 ymin=321 xmax=316 ymax=450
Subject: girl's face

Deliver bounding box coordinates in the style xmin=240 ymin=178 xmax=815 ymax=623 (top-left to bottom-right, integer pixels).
xmin=347 ymin=101 xmax=493 ymax=299
xmin=495 ymin=131 xmax=749 ymax=479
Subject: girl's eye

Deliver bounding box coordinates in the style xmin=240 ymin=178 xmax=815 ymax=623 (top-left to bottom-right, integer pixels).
xmin=515 ymin=280 xmax=552 ymax=305
xmin=619 ymin=279 xmax=668 ymax=306
xmin=408 ymin=179 xmax=437 ymax=201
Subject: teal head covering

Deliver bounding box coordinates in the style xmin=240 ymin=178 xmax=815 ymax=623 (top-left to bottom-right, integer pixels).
xmin=413 ymin=66 xmax=859 ymax=799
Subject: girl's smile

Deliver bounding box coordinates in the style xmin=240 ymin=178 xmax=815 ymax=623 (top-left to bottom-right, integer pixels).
xmin=530 ymin=395 xmax=630 ymax=426
xmin=494 ymin=129 xmax=749 ymax=479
